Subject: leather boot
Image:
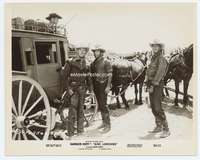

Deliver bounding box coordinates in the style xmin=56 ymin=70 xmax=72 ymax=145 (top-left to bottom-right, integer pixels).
xmin=100 ymin=113 xmax=110 ymax=127
xmin=159 ymin=120 xmax=170 ymax=138
xmin=97 ymin=123 xmax=106 ymax=129
xmin=162 ymin=120 xmax=169 ymax=132
xmin=160 ymin=130 xmax=170 ymax=138
xmin=148 ymin=126 xmax=162 ymax=133
xmin=101 ymin=124 xmax=111 ymax=133
xmin=149 ymin=118 xmax=163 ymax=133
xmin=102 ymin=113 xmax=111 ymax=133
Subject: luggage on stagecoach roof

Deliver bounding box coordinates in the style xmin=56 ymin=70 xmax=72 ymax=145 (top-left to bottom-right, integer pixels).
xmin=24 ymin=19 xmax=37 ymax=30
xmin=12 ymin=16 xmax=62 ymax=33
xmin=12 ymin=17 xmax=24 ymax=30
xmin=24 ymin=19 xmax=49 ymax=32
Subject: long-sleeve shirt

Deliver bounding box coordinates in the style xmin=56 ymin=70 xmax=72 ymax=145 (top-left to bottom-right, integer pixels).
xmin=61 ymin=58 xmax=93 ymax=92
xmin=91 ymin=56 xmax=113 ymax=84
xmin=146 ymin=52 xmax=168 ymax=85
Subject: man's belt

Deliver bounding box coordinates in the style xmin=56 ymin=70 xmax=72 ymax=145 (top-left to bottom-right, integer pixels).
xmin=94 ymin=78 xmax=107 ymax=84
xmin=70 ymin=81 xmax=86 ymax=86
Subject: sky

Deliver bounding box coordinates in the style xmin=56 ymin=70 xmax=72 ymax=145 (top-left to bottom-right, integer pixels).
xmin=10 ymin=3 xmax=196 ymax=54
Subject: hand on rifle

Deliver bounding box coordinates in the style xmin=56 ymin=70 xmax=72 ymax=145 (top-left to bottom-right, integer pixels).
xmin=88 ymin=86 xmax=94 ymax=95
xmin=105 ymin=85 xmax=111 ymax=94
xmin=68 ymin=88 xmax=74 ymax=96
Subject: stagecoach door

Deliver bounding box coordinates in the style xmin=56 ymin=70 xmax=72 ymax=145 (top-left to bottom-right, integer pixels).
xmin=33 ymin=39 xmax=62 ymax=100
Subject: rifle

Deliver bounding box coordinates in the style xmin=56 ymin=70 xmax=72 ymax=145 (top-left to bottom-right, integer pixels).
xmin=54 ymin=90 xmax=72 ymax=122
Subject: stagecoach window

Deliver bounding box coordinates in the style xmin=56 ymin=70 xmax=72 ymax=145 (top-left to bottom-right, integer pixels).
xmin=35 ymin=42 xmax=57 ymax=64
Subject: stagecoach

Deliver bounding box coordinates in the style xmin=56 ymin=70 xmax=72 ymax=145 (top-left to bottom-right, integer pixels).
xmin=12 ymin=18 xmax=98 ymax=140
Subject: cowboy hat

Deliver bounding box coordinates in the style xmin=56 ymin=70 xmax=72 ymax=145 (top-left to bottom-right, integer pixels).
xmin=76 ymin=47 xmax=89 ymax=52
xmin=91 ymin=46 xmax=106 ymax=53
xmin=46 ymin=13 xmax=62 ymax=20
xmin=76 ymin=43 xmax=89 ymax=52
xmin=149 ymin=39 xmax=164 ymax=48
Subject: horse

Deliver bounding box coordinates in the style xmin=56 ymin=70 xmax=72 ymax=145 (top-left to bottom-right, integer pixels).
xmin=125 ymin=52 xmax=148 ymax=105
xmin=164 ymin=44 xmax=193 ymax=107
xmin=134 ymin=52 xmax=148 ymax=105
xmin=111 ymin=55 xmax=146 ymax=109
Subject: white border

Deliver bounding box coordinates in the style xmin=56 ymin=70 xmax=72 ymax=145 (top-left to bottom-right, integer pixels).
xmin=0 ymin=0 xmax=199 ymax=159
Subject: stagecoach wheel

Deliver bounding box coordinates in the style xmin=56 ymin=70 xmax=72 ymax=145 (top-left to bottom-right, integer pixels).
xmin=83 ymin=92 xmax=98 ymax=126
xmin=12 ymin=75 xmax=51 ymax=140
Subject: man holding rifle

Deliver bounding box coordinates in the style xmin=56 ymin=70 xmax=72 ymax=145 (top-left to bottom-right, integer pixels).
xmin=61 ymin=45 xmax=93 ymax=138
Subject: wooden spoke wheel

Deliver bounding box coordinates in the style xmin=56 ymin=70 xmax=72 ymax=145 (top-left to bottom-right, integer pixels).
xmin=83 ymin=92 xmax=98 ymax=126
xmin=55 ymin=91 xmax=98 ymax=131
xmin=12 ymin=75 xmax=51 ymax=140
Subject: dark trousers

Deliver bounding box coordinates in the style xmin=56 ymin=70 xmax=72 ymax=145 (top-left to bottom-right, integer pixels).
xmin=93 ymin=81 xmax=110 ymax=127
xmin=68 ymin=86 xmax=86 ymax=136
xmin=149 ymin=81 xmax=169 ymax=131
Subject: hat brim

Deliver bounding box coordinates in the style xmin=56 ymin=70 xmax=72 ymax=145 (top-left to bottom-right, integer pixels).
xmin=76 ymin=47 xmax=89 ymax=52
xmin=150 ymin=43 xmax=164 ymax=48
xmin=92 ymin=48 xmax=105 ymax=53
xmin=46 ymin=14 xmax=62 ymax=20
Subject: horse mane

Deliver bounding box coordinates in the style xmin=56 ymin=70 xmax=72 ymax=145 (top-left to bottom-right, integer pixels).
xmin=183 ymin=44 xmax=193 ymax=70
xmin=168 ymin=53 xmax=179 ymax=62
xmin=167 ymin=44 xmax=193 ymax=80
xmin=183 ymin=44 xmax=193 ymax=57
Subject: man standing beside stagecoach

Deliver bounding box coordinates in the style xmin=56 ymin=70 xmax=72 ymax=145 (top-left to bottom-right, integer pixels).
xmin=146 ymin=39 xmax=170 ymax=138
xmin=62 ymin=45 xmax=93 ymax=138
xmin=91 ymin=46 xmax=112 ymax=133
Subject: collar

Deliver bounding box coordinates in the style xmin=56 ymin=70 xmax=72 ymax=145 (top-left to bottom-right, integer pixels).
xmin=94 ymin=56 xmax=104 ymax=64
xmin=152 ymin=51 xmax=162 ymax=59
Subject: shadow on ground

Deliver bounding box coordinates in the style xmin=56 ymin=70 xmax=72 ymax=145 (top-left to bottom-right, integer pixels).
xmin=109 ymin=99 xmax=141 ymax=118
xmin=139 ymin=132 xmax=162 ymax=140
xmin=162 ymin=97 xmax=193 ymax=119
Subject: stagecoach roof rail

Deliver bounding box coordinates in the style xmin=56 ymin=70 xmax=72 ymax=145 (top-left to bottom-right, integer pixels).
xmin=12 ymin=28 xmax=67 ymax=39
xmin=12 ymin=22 xmax=67 ymax=37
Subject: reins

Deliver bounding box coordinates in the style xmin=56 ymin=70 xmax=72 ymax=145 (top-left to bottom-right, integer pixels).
xmin=108 ymin=64 xmax=146 ymax=99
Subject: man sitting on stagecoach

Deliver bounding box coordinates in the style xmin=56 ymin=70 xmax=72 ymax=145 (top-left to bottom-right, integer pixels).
xmin=61 ymin=44 xmax=93 ymax=138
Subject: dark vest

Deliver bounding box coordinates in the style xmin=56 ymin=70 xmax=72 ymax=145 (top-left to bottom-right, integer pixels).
xmin=68 ymin=58 xmax=88 ymax=86
xmin=91 ymin=57 xmax=112 ymax=83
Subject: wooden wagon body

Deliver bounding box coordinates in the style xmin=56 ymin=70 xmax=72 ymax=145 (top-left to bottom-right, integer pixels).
xmin=12 ymin=25 xmax=97 ymax=140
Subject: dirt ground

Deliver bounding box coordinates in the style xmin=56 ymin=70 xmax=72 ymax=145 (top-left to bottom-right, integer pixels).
xmin=52 ymin=82 xmax=194 ymax=141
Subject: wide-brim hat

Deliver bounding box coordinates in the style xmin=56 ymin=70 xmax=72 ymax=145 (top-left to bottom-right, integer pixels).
xmin=149 ymin=39 xmax=164 ymax=48
xmin=46 ymin=13 xmax=62 ymax=20
xmin=76 ymin=47 xmax=89 ymax=52
xmin=92 ymin=47 xmax=106 ymax=53
xmin=76 ymin=43 xmax=90 ymax=52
